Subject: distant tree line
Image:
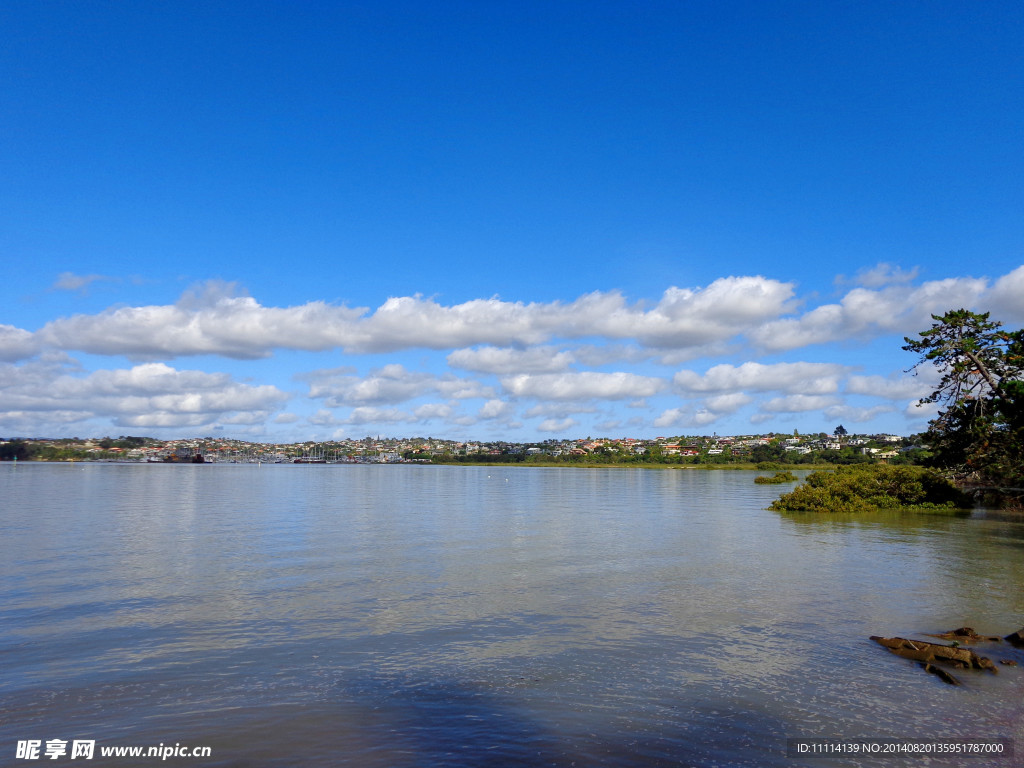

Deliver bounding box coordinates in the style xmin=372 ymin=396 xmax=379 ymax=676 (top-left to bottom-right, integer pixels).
xmin=0 ymin=436 xmax=154 ymax=462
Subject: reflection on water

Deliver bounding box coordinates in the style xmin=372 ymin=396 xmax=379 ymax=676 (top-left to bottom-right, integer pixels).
xmin=1 ymin=463 xmax=1022 ymax=767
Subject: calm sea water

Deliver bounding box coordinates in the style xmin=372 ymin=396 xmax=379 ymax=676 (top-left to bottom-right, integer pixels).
xmin=1 ymin=463 xmax=1022 ymax=767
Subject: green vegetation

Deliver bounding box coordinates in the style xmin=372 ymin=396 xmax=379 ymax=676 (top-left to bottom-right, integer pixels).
xmin=0 ymin=439 xmax=31 ymax=461
xmin=0 ymin=436 xmax=158 ymax=462
xmin=769 ymin=464 xmax=970 ymax=514
xmin=903 ymin=309 xmax=1023 ymax=505
xmin=754 ymin=470 xmax=797 ymax=484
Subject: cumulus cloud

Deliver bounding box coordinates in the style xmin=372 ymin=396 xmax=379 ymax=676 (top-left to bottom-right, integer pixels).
xmin=703 ymin=392 xmax=753 ymax=413
xmin=28 ymin=269 xmax=1024 ymax=366
xmin=304 ymin=364 xmax=490 ymax=406
xmin=502 ymin=372 xmax=666 ymax=400
xmin=12 ymin=267 xmax=1022 ymax=439
xmin=306 ymin=364 xmax=433 ymax=406
xmin=0 ymin=325 xmax=38 ymax=362
xmin=988 ymin=265 xmax=1024 ymax=323
xmin=674 ymin=362 xmax=849 ymax=395
xmin=571 ymin=344 xmax=653 ymax=367
xmin=478 ymin=399 xmax=516 ymax=420
xmin=37 ymin=276 xmax=795 ymax=360
xmin=653 ymin=407 xmax=719 ymax=428
xmin=537 ymin=417 xmax=577 ymax=433
xmin=341 ymin=407 xmax=417 ymax=425
xmin=823 ymin=404 xmax=896 ymax=423
xmin=905 ymin=400 xmax=940 ymax=421
xmin=308 ymin=409 xmax=344 ymax=426
xmin=435 ymin=378 xmax=497 ymax=400
xmin=0 ymin=360 xmax=288 ymax=431
xmin=447 ymin=346 xmax=574 ymax=374
xmin=413 ymin=403 xmax=454 ymax=420
xmin=523 ymin=403 xmax=598 ymax=419
xmin=748 ymin=272 xmax=1005 ymax=352
xmin=760 ymin=394 xmax=841 ymax=413
xmin=845 ymin=373 xmax=933 ymax=401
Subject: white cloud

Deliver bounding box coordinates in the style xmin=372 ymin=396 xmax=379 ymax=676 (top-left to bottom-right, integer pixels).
xmin=692 ymin=409 xmax=719 ymax=426
xmin=522 ymin=403 xmax=598 ymax=419
xmin=478 ymin=399 xmax=516 ymax=420
xmin=748 ymin=273 xmax=1000 ymax=352
xmin=307 ymin=364 xmax=432 ymax=406
xmin=28 ymin=269 xmax=1024 ymax=369
xmin=304 ymin=364 xmax=490 ymax=406
xmin=571 ymin=344 xmax=653 ymax=367
xmin=0 ymin=325 xmax=38 ymax=362
xmin=447 ymin=346 xmax=574 ymax=374
xmin=904 ymin=399 xmax=940 ymax=422
xmin=653 ymin=406 xmax=719 ymax=428
xmin=40 ymin=286 xmax=367 ymax=360
xmin=674 ymin=362 xmax=849 ymax=395
xmin=988 ymin=265 xmax=1024 ymax=323
xmin=341 ymin=407 xmax=417 ymax=425
xmin=0 ymin=360 xmax=288 ymax=432
xmin=330 ymin=402 xmax=460 ymax=426
xmin=10 ymin=267 xmax=1021 ymax=440
xmin=845 ymin=373 xmax=933 ymax=401
xmin=434 ymin=378 xmax=497 ymax=400
xmin=308 ymin=409 xmax=344 ymax=426
xmin=413 ymin=403 xmax=454 ymax=420
xmin=537 ymin=417 xmax=577 ymax=433
xmin=760 ymin=394 xmax=841 ymax=413
xmin=574 ymin=276 xmax=796 ymax=347
xmin=502 ymin=371 xmax=666 ymax=400
xmin=37 ymin=276 xmax=796 ymax=360
xmin=217 ymin=411 xmax=273 ymax=425
xmin=703 ymin=392 xmax=753 ymax=413
xmin=823 ymin=404 xmax=896 ymax=423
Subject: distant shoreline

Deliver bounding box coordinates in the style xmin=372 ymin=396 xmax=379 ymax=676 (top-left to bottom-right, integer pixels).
xmin=3 ymin=458 xmax=833 ymax=471
xmin=421 ymin=460 xmax=830 ymax=470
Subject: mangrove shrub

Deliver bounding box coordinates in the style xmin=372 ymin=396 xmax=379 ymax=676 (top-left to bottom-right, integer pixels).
xmin=769 ymin=464 xmax=970 ymax=513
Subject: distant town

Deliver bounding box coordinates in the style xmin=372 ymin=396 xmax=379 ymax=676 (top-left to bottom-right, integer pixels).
xmin=1 ymin=430 xmax=924 ymax=466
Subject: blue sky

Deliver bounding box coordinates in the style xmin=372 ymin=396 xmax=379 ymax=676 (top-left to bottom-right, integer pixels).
xmin=2 ymin=1 xmax=1022 ymax=442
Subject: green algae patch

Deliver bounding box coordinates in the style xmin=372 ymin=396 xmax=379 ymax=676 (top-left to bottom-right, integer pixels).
xmin=769 ymin=464 xmax=971 ymax=514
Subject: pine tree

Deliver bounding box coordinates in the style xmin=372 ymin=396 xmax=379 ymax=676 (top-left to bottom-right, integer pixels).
xmin=903 ymin=309 xmax=1023 ymax=496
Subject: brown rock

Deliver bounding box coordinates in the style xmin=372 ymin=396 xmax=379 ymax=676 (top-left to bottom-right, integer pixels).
xmin=1004 ymin=628 xmax=1024 ymax=647
xmin=926 ymin=627 xmax=1001 ymax=643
